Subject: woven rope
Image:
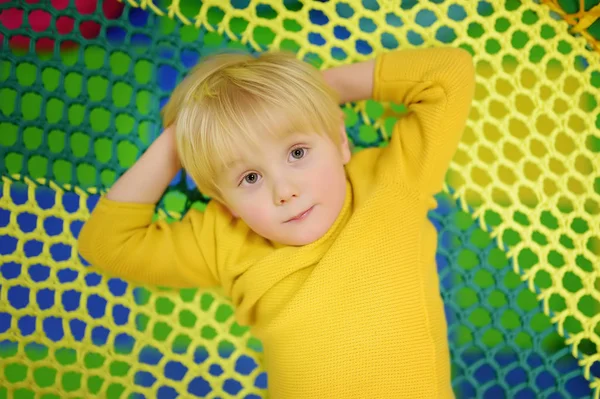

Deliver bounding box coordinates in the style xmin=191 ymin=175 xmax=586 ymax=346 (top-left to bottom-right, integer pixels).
xmin=0 ymin=0 xmax=599 ymax=397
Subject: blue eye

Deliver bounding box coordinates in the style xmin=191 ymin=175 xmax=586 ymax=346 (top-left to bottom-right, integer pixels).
xmin=243 ymin=172 xmax=260 ymax=184
xmin=290 ymin=147 xmax=306 ymax=160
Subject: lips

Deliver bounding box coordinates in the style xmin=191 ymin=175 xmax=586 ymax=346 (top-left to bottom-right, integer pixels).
xmin=284 ymin=206 xmax=314 ymax=223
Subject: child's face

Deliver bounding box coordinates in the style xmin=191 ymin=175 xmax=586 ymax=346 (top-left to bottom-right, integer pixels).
xmin=218 ymin=125 xmax=351 ymax=246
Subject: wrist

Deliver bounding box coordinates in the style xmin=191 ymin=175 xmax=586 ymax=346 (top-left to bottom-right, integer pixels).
xmin=156 ymin=126 xmax=181 ymax=169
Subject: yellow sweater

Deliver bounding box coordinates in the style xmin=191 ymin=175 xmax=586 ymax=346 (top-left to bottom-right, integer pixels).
xmin=79 ymin=47 xmax=475 ymax=398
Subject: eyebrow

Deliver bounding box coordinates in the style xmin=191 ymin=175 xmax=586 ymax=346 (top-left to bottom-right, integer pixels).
xmin=222 ymin=133 xmax=310 ymax=171
xmin=224 ymin=159 xmax=246 ymax=171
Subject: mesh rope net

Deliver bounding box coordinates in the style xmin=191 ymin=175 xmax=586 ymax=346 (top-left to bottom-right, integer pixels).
xmin=1 ymin=0 xmax=599 ymax=398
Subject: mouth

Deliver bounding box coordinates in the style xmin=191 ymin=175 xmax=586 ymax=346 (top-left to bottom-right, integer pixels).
xmin=284 ymin=206 xmax=315 ymax=223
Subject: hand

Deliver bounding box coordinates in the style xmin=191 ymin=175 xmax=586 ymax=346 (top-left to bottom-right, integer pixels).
xmin=105 ymin=124 xmax=182 ymax=203
xmin=322 ymin=60 xmax=375 ymax=104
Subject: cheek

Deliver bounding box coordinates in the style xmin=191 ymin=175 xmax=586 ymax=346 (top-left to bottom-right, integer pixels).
xmin=310 ymin=158 xmax=345 ymax=193
xmin=232 ymin=192 xmax=273 ymax=230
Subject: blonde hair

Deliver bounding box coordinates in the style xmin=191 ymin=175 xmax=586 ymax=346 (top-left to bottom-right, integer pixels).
xmin=161 ymin=50 xmax=341 ymax=202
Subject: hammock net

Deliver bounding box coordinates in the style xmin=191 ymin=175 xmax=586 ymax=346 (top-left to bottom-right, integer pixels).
xmin=1 ymin=0 xmax=599 ymax=397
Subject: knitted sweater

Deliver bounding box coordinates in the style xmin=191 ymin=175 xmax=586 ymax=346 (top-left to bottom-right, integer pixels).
xmin=78 ymin=47 xmax=475 ymax=398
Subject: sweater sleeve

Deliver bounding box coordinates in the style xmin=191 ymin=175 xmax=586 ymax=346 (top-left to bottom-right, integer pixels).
xmin=373 ymin=47 xmax=475 ymax=196
xmin=77 ymin=197 xmax=225 ymax=288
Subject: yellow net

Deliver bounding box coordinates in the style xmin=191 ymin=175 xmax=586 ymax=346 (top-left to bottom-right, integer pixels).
xmin=131 ymin=0 xmax=600 ymax=389
xmin=0 ymin=0 xmax=599 ymax=398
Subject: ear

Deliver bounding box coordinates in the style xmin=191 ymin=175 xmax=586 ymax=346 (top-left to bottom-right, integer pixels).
xmin=338 ymin=118 xmax=351 ymax=165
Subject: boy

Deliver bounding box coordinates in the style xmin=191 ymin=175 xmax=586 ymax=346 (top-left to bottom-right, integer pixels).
xmin=79 ymin=47 xmax=475 ymax=398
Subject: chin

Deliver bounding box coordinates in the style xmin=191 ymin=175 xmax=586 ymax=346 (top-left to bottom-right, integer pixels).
xmin=285 ymin=225 xmax=330 ymax=246
xmin=286 ymin=235 xmax=320 ymax=247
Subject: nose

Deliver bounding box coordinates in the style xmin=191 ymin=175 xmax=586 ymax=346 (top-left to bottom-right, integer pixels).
xmin=272 ymin=176 xmax=299 ymax=205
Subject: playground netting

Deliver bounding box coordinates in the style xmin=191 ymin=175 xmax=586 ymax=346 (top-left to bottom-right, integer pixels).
xmin=1 ymin=0 xmax=600 ymax=398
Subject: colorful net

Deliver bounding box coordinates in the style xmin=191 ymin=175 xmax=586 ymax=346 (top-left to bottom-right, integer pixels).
xmin=1 ymin=0 xmax=599 ymax=398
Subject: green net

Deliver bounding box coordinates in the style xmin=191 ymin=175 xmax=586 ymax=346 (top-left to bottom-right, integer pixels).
xmin=1 ymin=0 xmax=599 ymax=398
